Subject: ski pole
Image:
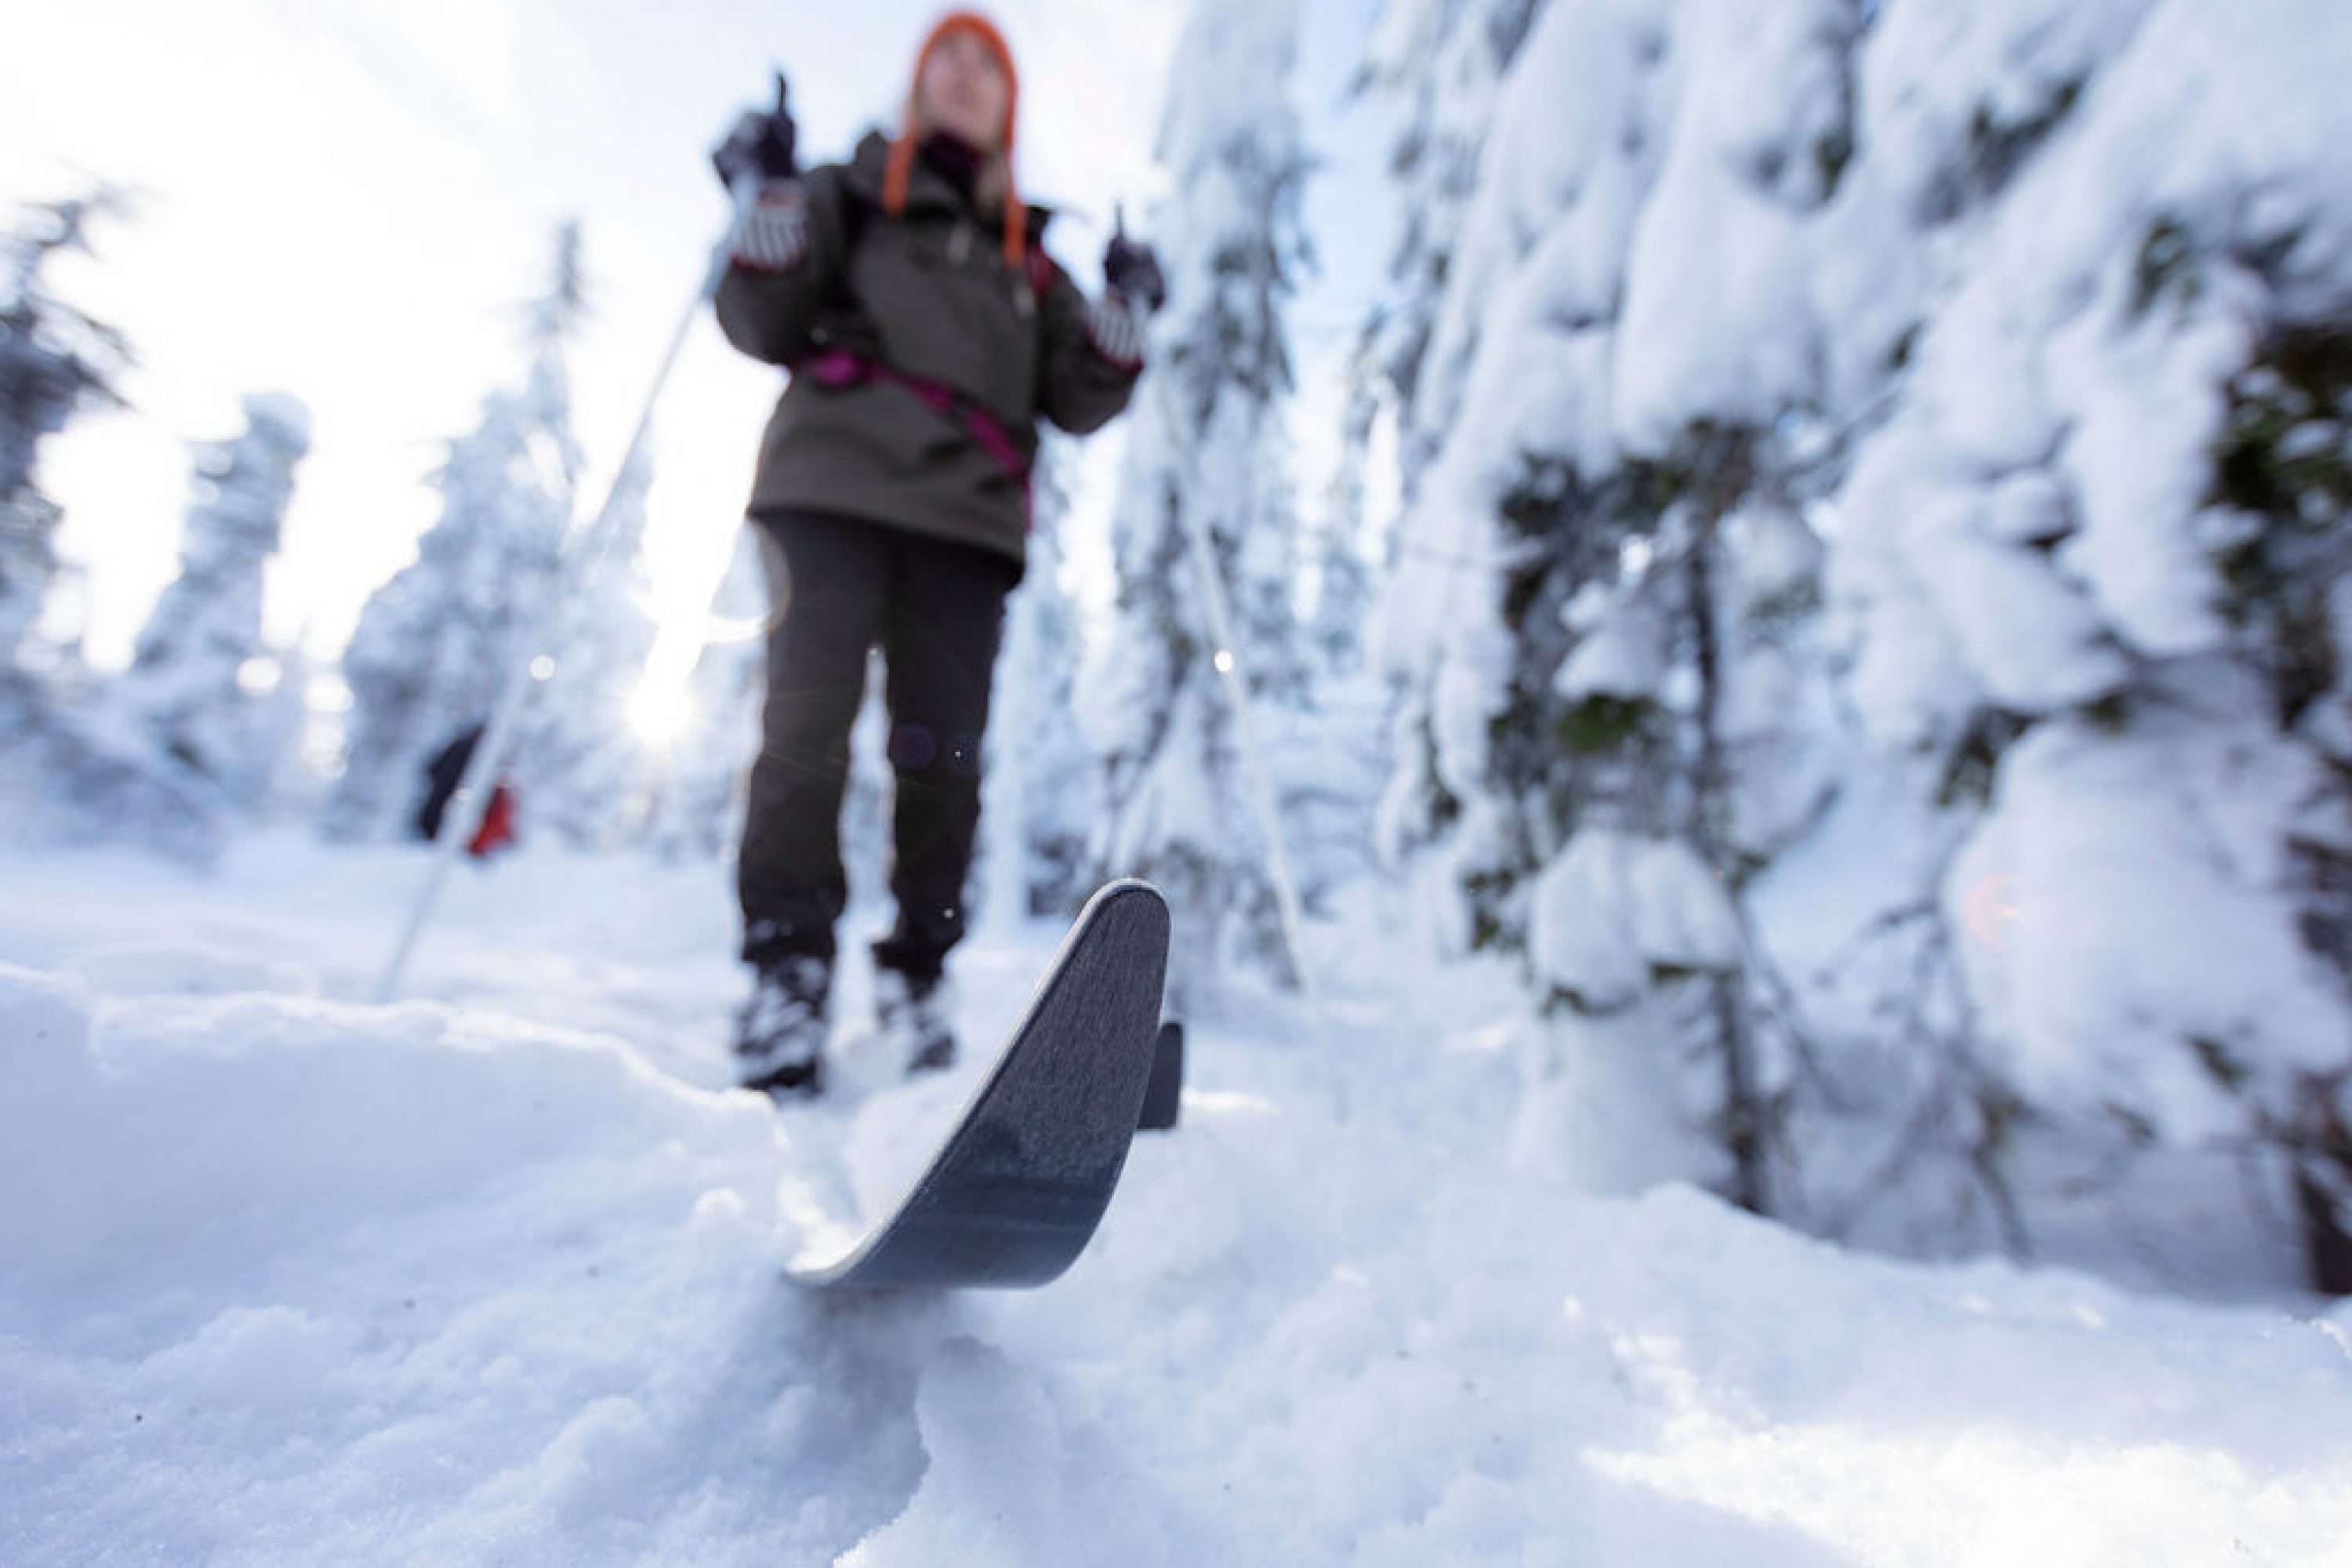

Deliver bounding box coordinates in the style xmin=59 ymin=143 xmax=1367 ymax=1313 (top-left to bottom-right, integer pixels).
xmin=373 ymin=181 xmax=762 ymax=1004
xmin=1145 ymin=361 xmax=1319 ymax=1006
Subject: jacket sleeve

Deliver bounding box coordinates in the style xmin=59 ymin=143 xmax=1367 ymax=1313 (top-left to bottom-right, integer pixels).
xmin=1035 ymin=260 xmax=1144 ymax=436
xmin=712 ymin=166 xmax=852 ymax=367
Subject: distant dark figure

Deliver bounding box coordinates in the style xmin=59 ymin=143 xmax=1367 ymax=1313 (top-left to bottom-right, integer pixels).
xmin=415 ymin=723 xmax=518 ymax=859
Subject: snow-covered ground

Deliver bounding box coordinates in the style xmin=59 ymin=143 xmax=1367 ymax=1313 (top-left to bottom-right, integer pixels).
xmin=4 ymin=833 xmax=2350 ymax=1566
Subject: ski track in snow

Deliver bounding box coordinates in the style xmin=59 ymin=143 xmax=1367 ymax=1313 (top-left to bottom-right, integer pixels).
xmin=2 ymin=833 xmax=2350 ymax=1566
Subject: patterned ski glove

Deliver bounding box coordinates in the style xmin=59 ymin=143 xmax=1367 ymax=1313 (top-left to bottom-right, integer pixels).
xmin=730 ymin=183 xmax=810 ymax=274
xmin=713 ymin=75 xmax=808 ymax=273
xmin=1084 ymin=295 xmax=1145 ymax=370
xmin=1088 ymin=205 xmax=1159 ymax=369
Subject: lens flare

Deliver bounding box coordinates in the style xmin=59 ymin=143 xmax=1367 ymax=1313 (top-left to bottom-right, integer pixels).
xmin=1962 ymin=873 xmax=2023 ymax=953
xmin=235 ymin=656 xmax=282 ymax=695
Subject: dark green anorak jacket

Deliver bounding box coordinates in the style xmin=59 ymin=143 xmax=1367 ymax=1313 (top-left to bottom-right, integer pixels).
xmin=714 ymin=132 xmax=1142 ymax=572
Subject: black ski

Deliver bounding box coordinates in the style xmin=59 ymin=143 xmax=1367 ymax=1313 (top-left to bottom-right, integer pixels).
xmin=785 ymin=879 xmax=1171 ymax=1290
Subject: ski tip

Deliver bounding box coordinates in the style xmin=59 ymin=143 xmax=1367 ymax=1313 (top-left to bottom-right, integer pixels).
xmin=1087 ymin=875 xmax=1165 ymax=902
xmin=1079 ymin=878 xmax=1171 ymax=938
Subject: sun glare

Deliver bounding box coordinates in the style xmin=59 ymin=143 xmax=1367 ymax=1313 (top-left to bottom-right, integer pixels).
xmin=627 ymin=678 xmax=695 ymax=750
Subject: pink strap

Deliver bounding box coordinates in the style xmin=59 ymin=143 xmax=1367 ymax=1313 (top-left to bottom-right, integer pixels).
xmin=796 ymin=349 xmax=1033 ymax=529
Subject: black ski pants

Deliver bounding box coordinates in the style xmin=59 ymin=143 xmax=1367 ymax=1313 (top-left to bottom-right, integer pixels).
xmin=738 ymin=509 xmax=1018 ymax=981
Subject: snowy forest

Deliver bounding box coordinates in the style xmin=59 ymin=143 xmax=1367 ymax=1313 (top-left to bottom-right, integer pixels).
xmin=7 ymin=2 xmax=2352 ymax=1563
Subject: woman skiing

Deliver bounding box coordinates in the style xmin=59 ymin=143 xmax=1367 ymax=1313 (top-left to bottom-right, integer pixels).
xmin=710 ymin=10 xmax=1164 ymax=1097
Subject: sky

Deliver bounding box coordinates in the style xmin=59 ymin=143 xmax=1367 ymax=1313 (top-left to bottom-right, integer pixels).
xmin=3 ymin=0 xmax=1392 ymax=688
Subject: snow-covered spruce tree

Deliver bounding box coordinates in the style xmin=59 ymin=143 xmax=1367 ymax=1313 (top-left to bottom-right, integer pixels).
xmin=1351 ymin=0 xmax=1547 ymax=485
xmin=511 ymin=447 xmax=660 ymax=850
xmin=1250 ymin=361 xmax=1396 ymax=913
xmin=328 ymin=223 xmax=589 ymax=840
xmin=641 ymin=526 xmax=767 ymax=862
xmin=1381 ymin=0 xmax=1873 ymax=1211
xmin=252 ymin=637 xmax=322 ymax=819
xmin=1348 ymin=0 xmax=1553 ymax=877
xmin=0 ymin=191 xmax=227 ymax=861
xmin=0 ymin=191 xmax=132 ymax=676
xmin=122 ymin=393 xmax=311 ymax=811
xmin=1308 ymin=374 xmax=1379 ymax=681
xmin=1819 ymin=0 xmax=2352 ymax=1289
xmin=1370 ymin=0 xmax=2352 ymax=1287
xmin=1085 ymin=0 xmax=1314 ymax=1000
xmin=981 ymin=438 xmax=1091 ymax=924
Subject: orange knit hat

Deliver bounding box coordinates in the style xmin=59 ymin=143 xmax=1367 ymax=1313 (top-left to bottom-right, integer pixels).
xmin=884 ymin=10 xmax=1027 ymax=267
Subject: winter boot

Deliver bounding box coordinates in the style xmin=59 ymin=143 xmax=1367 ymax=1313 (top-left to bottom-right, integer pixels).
xmin=734 ymin=953 xmax=832 ymax=1098
xmin=873 ymin=964 xmax=957 ymax=1076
